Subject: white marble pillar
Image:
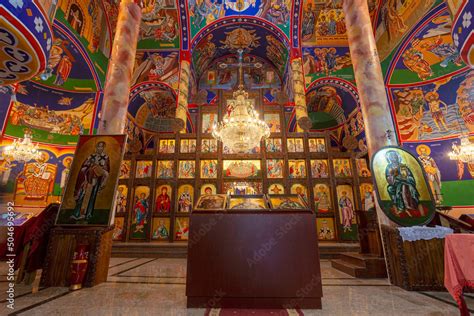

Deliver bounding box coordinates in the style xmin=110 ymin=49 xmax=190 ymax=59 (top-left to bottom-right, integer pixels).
xmin=98 ymin=0 xmax=141 ymax=134
xmin=175 ymin=53 xmax=191 ymax=133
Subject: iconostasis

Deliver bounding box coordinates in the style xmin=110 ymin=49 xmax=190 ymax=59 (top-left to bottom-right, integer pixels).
xmin=112 ymin=80 xmax=375 ymax=243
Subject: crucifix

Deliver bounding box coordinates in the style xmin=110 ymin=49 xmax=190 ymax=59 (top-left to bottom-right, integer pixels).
xmin=218 ymin=48 xmax=262 ymax=86
xmin=219 ymin=49 xmax=262 ymax=117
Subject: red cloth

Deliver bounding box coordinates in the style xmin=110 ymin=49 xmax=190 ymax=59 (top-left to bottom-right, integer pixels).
xmin=444 ymin=234 xmax=474 ymax=316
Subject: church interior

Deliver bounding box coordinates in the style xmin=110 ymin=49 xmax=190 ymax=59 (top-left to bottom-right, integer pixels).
xmin=0 ymin=0 xmax=473 ymax=315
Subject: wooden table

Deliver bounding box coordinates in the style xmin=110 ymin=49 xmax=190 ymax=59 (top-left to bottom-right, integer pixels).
xmin=186 ymin=210 xmax=322 ymax=309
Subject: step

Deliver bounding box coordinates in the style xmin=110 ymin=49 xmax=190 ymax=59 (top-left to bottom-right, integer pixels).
xmin=330 ymin=259 xmax=365 ymax=278
xmin=338 ymin=252 xmax=384 ymax=267
xmin=331 ymin=255 xmax=388 ymax=278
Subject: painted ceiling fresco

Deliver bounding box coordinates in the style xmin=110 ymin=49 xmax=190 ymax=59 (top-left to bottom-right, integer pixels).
xmin=139 ymin=0 xmax=180 ymax=49
xmin=128 ymin=82 xmax=178 ymax=134
xmin=187 ymin=0 xmax=292 ymax=40
xmin=2 ymin=81 xmax=98 ymax=145
xmin=1 ymin=0 xmax=473 ymax=207
xmin=385 ymin=5 xmax=466 ymax=85
xmin=30 ymin=25 xmax=99 ymax=91
xmin=190 ymin=20 xmax=290 ymax=81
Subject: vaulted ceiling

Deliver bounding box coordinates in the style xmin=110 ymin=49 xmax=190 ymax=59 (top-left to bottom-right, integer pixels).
xmin=1 ymin=0 xmax=471 ymax=153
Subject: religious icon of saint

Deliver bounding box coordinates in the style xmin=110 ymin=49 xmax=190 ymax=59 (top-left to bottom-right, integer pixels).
xmin=115 ymin=186 xmax=127 ymax=214
xmin=133 ymin=192 xmax=148 ymax=233
xmin=178 ymin=187 xmax=192 ymax=213
xmin=314 ymin=185 xmax=331 ymax=212
xmin=155 ymin=186 xmax=171 ymax=213
xmin=112 ymin=218 xmax=124 ymax=241
xmin=175 ymin=219 xmax=189 ymax=240
xmin=385 ymin=150 xmax=424 ymax=217
xmin=339 ymin=191 xmax=354 ymax=232
xmin=152 ymin=219 xmax=169 ymax=240
xmin=71 ymin=142 xmax=110 ymax=221
xmin=318 ymin=219 xmax=335 ymax=240
xmin=416 ymin=145 xmax=442 ymax=204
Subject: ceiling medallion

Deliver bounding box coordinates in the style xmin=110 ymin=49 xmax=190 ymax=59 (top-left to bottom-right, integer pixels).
xmin=212 ymin=50 xmax=270 ymax=153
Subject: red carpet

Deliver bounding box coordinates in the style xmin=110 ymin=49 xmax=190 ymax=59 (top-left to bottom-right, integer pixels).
xmin=205 ymin=308 xmax=304 ymax=316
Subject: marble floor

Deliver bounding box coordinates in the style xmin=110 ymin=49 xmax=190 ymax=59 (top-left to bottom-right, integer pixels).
xmin=0 ymin=257 xmax=472 ymax=316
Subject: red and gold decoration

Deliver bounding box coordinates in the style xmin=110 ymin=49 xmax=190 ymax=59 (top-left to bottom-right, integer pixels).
xmin=69 ymin=244 xmax=90 ymax=290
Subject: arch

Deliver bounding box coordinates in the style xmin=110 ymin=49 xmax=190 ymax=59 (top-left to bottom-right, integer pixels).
xmin=190 ymin=17 xmax=291 ymax=82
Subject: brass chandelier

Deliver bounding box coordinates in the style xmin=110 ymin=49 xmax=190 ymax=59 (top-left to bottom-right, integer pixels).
xmin=212 ymin=50 xmax=270 ymax=153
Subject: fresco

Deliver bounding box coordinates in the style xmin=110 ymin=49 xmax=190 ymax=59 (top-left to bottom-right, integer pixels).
xmin=302 ymin=0 xmax=378 ymax=44
xmin=139 ymin=0 xmax=180 ymax=49
xmin=387 ymin=8 xmax=465 ymax=85
xmin=191 ymin=21 xmax=289 ymax=81
xmin=306 ymin=79 xmax=360 ymax=131
xmin=132 ymin=51 xmax=180 ymax=90
xmin=56 ymin=0 xmax=114 ymax=85
xmin=188 ymin=0 xmax=291 ymax=39
xmin=128 ymin=83 xmax=178 ymax=133
xmin=375 ymin=0 xmax=436 ymax=60
xmin=199 ymin=56 xmax=281 ymax=90
xmin=0 ymin=140 xmax=75 ymax=207
xmin=390 ymin=69 xmax=473 ymax=141
xmin=3 ymin=82 xmax=97 ymax=145
xmin=0 ymin=88 xmax=14 ymax=131
xmin=303 ymin=46 xmax=353 ymax=84
xmin=403 ymin=139 xmax=474 ymax=206
xmin=302 ymin=0 xmax=347 ymax=46
xmin=32 ymin=25 xmax=98 ymax=91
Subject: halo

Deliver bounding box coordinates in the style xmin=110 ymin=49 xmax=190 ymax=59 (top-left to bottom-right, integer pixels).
xmin=62 ymin=156 xmax=73 ymax=166
xmin=416 ymin=144 xmax=431 ymax=156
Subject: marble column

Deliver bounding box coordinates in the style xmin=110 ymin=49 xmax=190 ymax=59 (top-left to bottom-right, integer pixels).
xmin=175 ymin=52 xmax=191 ymax=133
xmin=343 ymin=0 xmax=397 ymax=154
xmin=343 ymin=0 xmax=397 ymax=227
xmin=98 ymin=0 xmax=141 ymax=134
xmin=291 ymin=56 xmax=312 ymax=131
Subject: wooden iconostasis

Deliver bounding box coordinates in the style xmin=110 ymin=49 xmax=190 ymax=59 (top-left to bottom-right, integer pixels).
xmin=113 ymin=90 xmax=374 ymax=244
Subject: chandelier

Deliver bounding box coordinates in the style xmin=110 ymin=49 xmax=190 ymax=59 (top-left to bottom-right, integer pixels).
xmin=4 ymin=130 xmax=41 ymax=163
xmin=449 ymin=135 xmax=474 ymax=164
xmin=212 ymin=51 xmax=270 ymax=153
